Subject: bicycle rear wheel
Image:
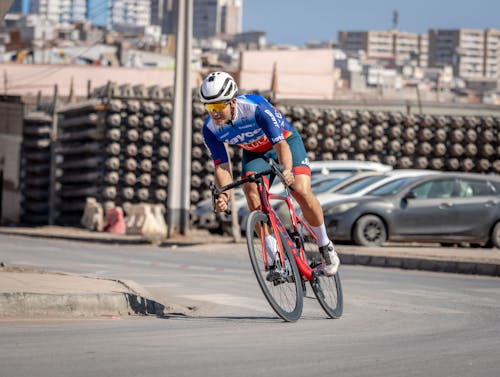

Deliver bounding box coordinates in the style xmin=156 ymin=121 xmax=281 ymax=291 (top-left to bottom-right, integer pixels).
xmin=246 ymin=210 xmax=303 ymax=322
xmin=297 ymin=220 xmax=343 ymax=319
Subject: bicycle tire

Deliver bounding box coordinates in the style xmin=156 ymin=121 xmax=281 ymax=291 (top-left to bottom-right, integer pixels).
xmin=246 ymin=210 xmax=303 ymax=322
xmin=297 ymin=220 xmax=343 ymax=319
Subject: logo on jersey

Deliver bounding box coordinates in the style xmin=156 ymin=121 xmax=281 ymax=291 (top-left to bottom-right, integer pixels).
xmin=243 ymin=136 xmax=270 ymax=151
xmin=227 ymin=128 xmax=262 ymax=144
xmin=264 ymin=109 xmax=280 ymax=129
xmin=271 ymin=135 xmax=285 ymax=143
xmin=239 ymin=123 xmax=254 ymax=130
xmin=301 ymin=157 xmax=311 ymax=166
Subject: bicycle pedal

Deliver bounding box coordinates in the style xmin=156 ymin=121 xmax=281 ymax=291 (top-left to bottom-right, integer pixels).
xmin=309 ymin=259 xmax=322 ymax=269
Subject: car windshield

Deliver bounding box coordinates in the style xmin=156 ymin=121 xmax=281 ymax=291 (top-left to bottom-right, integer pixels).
xmin=312 ymin=175 xmax=353 ymax=194
xmin=368 ymin=177 xmax=418 ymax=196
xmin=335 ymin=175 xmax=386 ymax=195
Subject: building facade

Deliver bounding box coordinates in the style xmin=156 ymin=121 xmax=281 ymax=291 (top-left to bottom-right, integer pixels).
xmin=149 ymin=0 xmax=177 ymax=35
xmin=428 ymin=28 xmax=500 ymax=79
xmin=338 ymin=30 xmax=428 ymax=67
xmin=87 ymin=0 xmax=151 ymax=29
xmin=193 ymin=0 xmax=242 ymax=39
xmin=29 ymin=0 xmax=86 ymax=23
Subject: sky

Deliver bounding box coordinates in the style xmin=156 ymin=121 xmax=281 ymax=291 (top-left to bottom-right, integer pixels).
xmin=242 ymin=0 xmax=500 ymax=46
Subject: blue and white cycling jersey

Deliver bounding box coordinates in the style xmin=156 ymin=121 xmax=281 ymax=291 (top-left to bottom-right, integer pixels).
xmin=202 ymin=94 xmax=295 ymax=166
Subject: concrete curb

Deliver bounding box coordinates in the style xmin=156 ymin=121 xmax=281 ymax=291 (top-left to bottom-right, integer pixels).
xmin=0 ymin=227 xmax=228 ymax=247
xmin=0 ymin=291 xmax=167 ymax=318
xmin=339 ymin=253 xmax=500 ymax=277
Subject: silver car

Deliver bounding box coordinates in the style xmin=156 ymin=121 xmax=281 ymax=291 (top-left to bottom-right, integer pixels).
xmin=322 ymin=172 xmax=500 ymax=247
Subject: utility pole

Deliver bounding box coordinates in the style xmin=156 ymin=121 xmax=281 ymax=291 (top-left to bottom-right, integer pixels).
xmin=167 ymin=0 xmax=193 ymax=237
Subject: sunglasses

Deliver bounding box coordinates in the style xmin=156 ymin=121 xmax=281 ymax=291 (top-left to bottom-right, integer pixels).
xmin=204 ymin=101 xmax=230 ymax=112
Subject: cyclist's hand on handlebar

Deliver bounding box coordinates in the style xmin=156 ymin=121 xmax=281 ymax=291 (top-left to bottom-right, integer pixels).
xmin=215 ymin=192 xmax=230 ymax=213
xmin=282 ymin=169 xmax=295 ymax=187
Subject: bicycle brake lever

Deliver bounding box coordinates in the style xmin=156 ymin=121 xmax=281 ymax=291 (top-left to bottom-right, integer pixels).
xmin=210 ymin=182 xmax=232 ymax=215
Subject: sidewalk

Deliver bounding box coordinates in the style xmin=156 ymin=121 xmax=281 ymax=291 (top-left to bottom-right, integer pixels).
xmin=1 ymin=226 xmax=499 ymax=319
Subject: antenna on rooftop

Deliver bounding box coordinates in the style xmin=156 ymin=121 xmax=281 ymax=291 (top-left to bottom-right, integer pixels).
xmin=392 ymin=10 xmax=399 ymax=30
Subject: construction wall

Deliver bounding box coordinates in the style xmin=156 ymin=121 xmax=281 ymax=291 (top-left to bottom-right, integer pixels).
xmin=0 ymin=63 xmax=178 ymax=97
xmin=239 ymin=49 xmax=336 ymax=99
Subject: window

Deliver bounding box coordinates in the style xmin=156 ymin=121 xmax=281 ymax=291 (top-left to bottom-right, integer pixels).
xmin=412 ymin=179 xmax=456 ymax=199
xmin=457 ymin=179 xmax=495 ymax=197
xmin=488 ymin=180 xmax=500 ymax=195
xmin=369 ymin=177 xmax=417 ymax=196
xmin=335 ymin=175 xmax=386 ymax=195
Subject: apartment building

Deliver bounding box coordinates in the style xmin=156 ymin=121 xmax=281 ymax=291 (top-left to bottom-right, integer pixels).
xmin=150 ymin=0 xmax=177 ymax=35
xmin=484 ymin=28 xmax=500 ymax=78
xmin=338 ymin=30 xmax=428 ymax=67
xmin=8 ymin=0 xmax=24 ymax=13
xmin=10 ymin=0 xmax=151 ymax=29
xmin=88 ymin=0 xmax=151 ymax=28
xmin=428 ymin=28 xmax=500 ymax=79
xmin=220 ymin=0 xmax=242 ymax=35
xmin=29 ymin=0 xmax=87 ymax=23
xmin=193 ymin=0 xmax=242 ymax=39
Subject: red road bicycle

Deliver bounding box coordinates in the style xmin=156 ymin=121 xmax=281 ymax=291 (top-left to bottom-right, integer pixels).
xmin=213 ymin=159 xmax=343 ymax=322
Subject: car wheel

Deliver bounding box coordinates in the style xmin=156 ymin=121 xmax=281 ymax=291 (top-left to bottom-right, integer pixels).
xmin=490 ymin=222 xmax=500 ymax=249
xmin=353 ymin=215 xmax=387 ymax=246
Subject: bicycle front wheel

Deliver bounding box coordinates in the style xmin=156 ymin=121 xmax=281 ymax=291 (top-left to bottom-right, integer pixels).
xmin=298 ymin=221 xmax=343 ymax=319
xmin=246 ymin=210 xmax=303 ymax=322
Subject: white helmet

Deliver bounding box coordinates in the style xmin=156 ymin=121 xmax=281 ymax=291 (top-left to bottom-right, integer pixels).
xmin=199 ymin=72 xmax=238 ymax=103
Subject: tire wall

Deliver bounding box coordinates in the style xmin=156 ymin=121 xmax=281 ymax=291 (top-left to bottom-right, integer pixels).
xmin=18 ymin=87 xmax=500 ymax=226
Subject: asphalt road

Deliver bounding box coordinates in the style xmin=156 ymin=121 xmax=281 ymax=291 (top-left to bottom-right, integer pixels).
xmin=1 ymin=236 xmax=500 ymax=377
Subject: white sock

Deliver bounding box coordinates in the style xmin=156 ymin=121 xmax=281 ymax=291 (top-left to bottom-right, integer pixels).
xmin=265 ymin=235 xmax=278 ymax=261
xmin=310 ymin=223 xmax=330 ymax=248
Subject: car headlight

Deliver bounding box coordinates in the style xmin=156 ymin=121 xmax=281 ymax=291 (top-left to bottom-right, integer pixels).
xmin=324 ymin=202 xmax=358 ymax=215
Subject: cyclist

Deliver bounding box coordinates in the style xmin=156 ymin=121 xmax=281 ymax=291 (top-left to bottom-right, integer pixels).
xmin=200 ymin=71 xmax=340 ymax=276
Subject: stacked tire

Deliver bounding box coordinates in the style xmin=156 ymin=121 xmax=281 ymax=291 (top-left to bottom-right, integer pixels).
xmin=17 ymin=86 xmax=500 ymax=227
xmin=56 ymin=100 xmax=108 ymax=225
xmin=282 ymin=106 xmax=499 ymax=173
xmin=19 ymin=112 xmax=53 ymax=225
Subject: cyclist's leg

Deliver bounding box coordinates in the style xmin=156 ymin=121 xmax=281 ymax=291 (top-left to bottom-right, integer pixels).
xmin=242 ymin=149 xmax=279 ymax=265
xmin=281 ymin=131 xmax=324 ymax=228
xmin=285 ymin=132 xmax=340 ymax=275
xmin=241 ymin=148 xmax=277 ymax=212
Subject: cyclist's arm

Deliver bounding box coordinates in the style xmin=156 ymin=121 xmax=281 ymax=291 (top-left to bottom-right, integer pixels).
xmin=213 ymin=162 xmax=233 ymax=212
xmin=203 ymin=123 xmax=233 ymax=211
xmin=214 ymin=162 xmax=233 ymax=193
xmin=254 ymin=103 xmax=294 ymax=184
xmin=272 ymin=140 xmax=293 ymax=172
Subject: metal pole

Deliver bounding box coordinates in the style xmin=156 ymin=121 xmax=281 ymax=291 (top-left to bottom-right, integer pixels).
xmin=167 ymin=0 xmax=192 ymax=237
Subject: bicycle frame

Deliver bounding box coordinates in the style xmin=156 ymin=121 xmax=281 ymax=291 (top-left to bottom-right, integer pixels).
xmin=212 ymin=160 xmax=324 ymax=282
xmin=255 ymin=177 xmax=319 ymax=282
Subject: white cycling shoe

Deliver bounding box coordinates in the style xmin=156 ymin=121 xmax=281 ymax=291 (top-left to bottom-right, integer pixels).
xmin=319 ymin=241 xmax=340 ymax=276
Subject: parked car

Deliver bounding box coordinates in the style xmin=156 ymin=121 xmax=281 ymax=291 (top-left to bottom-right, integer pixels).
xmin=270 ymin=170 xmax=440 ymax=230
xmin=196 ymin=160 xmax=392 ymax=234
xmin=309 ymin=160 xmax=392 ymax=175
xmin=315 ymin=169 xmax=441 ymax=206
xmin=321 ymin=172 xmax=500 ymax=247
xmin=235 ymin=162 xmax=394 ymax=233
